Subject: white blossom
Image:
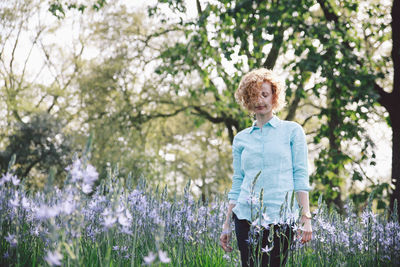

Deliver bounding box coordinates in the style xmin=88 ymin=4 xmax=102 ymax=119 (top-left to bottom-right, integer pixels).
xmin=81 ymin=183 xmax=93 ymax=194
xmin=143 ymin=251 xmax=156 ymax=265
xmin=11 ymin=175 xmax=20 ymax=186
xmin=10 ymin=191 xmax=19 ymax=208
xmin=261 ymin=245 xmax=273 ymax=254
xmin=103 ymin=216 xmax=117 ymax=229
xmin=158 ymin=250 xmax=171 ymax=263
xmin=44 ymin=250 xmax=63 ymax=266
xmin=83 ymin=164 xmax=98 ymax=185
xmin=5 ymin=233 xmax=17 ymax=247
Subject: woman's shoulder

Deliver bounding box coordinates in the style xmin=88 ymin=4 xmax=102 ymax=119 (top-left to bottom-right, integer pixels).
xmin=279 ymin=119 xmax=303 ymax=130
xmin=234 ymin=127 xmax=252 ymax=138
xmin=279 ymin=119 xmax=306 ymax=140
xmin=232 ymin=126 xmax=254 ymax=144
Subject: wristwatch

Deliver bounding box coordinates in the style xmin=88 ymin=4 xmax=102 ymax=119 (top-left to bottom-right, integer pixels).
xmin=301 ymin=211 xmax=312 ymax=219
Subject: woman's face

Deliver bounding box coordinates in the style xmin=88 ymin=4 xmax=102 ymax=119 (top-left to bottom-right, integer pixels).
xmin=250 ymin=81 xmax=274 ymax=116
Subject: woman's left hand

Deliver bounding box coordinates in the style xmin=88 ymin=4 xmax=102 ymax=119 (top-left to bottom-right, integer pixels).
xmin=299 ymin=216 xmax=312 ymax=244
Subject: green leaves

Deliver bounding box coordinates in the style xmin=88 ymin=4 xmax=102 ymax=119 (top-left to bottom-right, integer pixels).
xmin=48 ymin=0 xmax=107 ymax=19
xmin=1 ymin=112 xmax=74 ymax=187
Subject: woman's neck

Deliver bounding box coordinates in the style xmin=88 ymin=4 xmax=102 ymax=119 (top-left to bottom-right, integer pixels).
xmin=255 ymin=113 xmax=273 ymax=128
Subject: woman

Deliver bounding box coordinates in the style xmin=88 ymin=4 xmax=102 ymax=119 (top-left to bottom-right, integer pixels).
xmin=219 ymin=68 xmax=312 ymax=267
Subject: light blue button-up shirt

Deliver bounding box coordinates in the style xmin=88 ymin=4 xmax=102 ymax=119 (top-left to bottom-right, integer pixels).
xmin=228 ymin=115 xmax=311 ymax=224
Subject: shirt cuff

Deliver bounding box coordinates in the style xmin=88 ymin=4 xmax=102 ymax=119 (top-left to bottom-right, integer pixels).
xmin=229 ymin=199 xmax=237 ymax=204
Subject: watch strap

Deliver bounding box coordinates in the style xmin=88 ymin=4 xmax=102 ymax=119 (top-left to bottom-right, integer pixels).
xmin=301 ymin=211 xmax=312 ymax=219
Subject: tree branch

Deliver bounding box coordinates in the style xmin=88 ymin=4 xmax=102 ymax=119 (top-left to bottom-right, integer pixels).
xmin=317 ymin=0 xmax=392 ymax=103
xmin=316 ymin=0 xmax=339 ymax=23
xmin=191 ymin=106 xmax=225 ymax=124
xmin=18 ymin=26 xmax=45 ymax=90
xmin=196 ymin=0 xmax=202 ymax=14
xmin=392 ymin=0 xmax=400 ymax=98
xmin=301 ymin=113 xmax=320 ymax=127
xmin=375 ymin=83 xmax=391 ymax=108
xmin=263 ymin=26 xmax=284 ymax=69
xmin=285 ymin=85 xmax=303 ymax=121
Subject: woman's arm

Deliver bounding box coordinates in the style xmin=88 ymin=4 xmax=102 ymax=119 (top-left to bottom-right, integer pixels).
xmin=227 ymin=138 xmax=244 ymax=202
xmin=220 ymin=136 xmax=243 ymax=252
xmin=220 ymin=203 xmax=236 ymax=252
xmin=296 ymin=191 xmax=311 ymax=215
xmin=291 ymin=124 xmax=312 ymax=243
xmin=296 ymin=191 xmax=312 ymax=244
xmin=223 ymin=202 xmax=236 ymax=226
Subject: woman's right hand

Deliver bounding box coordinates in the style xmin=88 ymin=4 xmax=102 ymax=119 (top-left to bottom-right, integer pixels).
xmin=219 ymin=223 xmax=233 ymax=252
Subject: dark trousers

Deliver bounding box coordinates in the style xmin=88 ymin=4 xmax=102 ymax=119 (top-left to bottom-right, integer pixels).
xmin=233 ymin=212 xmax=294 ymax=267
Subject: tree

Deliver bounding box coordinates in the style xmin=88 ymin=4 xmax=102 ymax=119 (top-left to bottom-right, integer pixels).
xmin=148 ymin=113 xmax=233 ymax=202
xmin=0 ymin=0 xmax=87 ymax=141
xmin=71 ymin=4 xmax=192 ymax=181
xmin=315 ymin=0 xmax=399 ymax=218
xmin=145 ymin=0 xmax=387 ymax=211
xmin=1 ymin=0 xmax=234 ymax=197
xmin=0 ymin=0 xmax=98 ymax=187
xmin=0 ymin=112 xmax=73 ymax=188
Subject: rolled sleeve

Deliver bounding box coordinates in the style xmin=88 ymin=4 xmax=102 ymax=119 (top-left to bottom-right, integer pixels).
xmin=290 ymin=124 xmax=311 ymax=192
xmin=228 ymin=137 xmax=244 ymax=201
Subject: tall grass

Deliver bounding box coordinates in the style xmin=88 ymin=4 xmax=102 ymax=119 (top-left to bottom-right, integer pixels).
xmin=0 ymin=156 xmax=399 ymax=266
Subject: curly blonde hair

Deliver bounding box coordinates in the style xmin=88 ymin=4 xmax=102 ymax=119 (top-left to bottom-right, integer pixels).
xmin=235 ymin=68 xmax=286 ymax=113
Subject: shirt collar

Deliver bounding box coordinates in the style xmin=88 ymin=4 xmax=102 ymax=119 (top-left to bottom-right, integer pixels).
xmin=249 ymin=115 xmax=280 ymax=134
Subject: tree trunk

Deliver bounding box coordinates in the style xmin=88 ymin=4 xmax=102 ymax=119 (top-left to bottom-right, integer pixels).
xmin=390 ymin=114 xmax=400 ymax=218
xmin=327 ymin=106 xmax=344 ymax=211
xmin=389 ymin=0 xmax=400 ymax=220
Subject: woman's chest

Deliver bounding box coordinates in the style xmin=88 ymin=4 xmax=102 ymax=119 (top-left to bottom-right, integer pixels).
xmin=241 ymin=132 xmax=292 ymax=168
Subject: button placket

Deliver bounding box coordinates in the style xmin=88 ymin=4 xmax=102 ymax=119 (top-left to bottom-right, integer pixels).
xmin=263 ymin=125 xmax=268 ymax=168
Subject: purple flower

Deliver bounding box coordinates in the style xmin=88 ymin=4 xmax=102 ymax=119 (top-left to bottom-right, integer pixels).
xmin=261 ymin=213 xmax=271 ymax=228
xmin=118 ymin=212 xmax=131 ymax=227
xmin=223 ymin=254 xmax=231 ymax=261
xmin=158 ymin=250 xmax=171 ymax=263
xmin=82 ymin=184 xmax=93 ymax=194
xmin=61 ymin=200 xmax=75 ymax=215
xmin=83 ymin=164 xmax=98 ymax=185
xmin=21 ymin=197 xmax=30 ymax=209
xmin=1 ymin=172 xmax=15 ymax=183
xmin=261 ymin=245 xmax=273 ymax=254
xmin=101 ymin=208 xmax=112 ymax=217
xmin=65 ymin=159 xmax=98 ymax=191
xmin=102 ymin=216 xmax=116 ymax=229
xmin=361 ymin=210 xmax=377 ymax=225
xmin=44 ymin=250 xmax=63 ymax=266
xmin=9 ymin=192 xmax=19 ymax=208
xmin=11 ymin=175 xmax=20 ymax=186
xmin=66 ymin=159 xmax=83 ymax=182
xmin=143 ymin=251 xmax=156 ymax=265
xmin=36 ymin=205 xmax=61 ymax=220
xmin=5 ymin=233 xmax=17 ymax=247
xmin=247 ymin=195 xmax=259 ymax=205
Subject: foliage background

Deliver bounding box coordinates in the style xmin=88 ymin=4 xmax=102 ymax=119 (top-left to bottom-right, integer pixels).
xmin=0 ymin=0 xmax=397 ymax=215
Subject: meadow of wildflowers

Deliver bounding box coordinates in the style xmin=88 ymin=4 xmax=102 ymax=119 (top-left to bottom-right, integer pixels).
xmin=1 ymin=155 xmax=399 ymax=266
